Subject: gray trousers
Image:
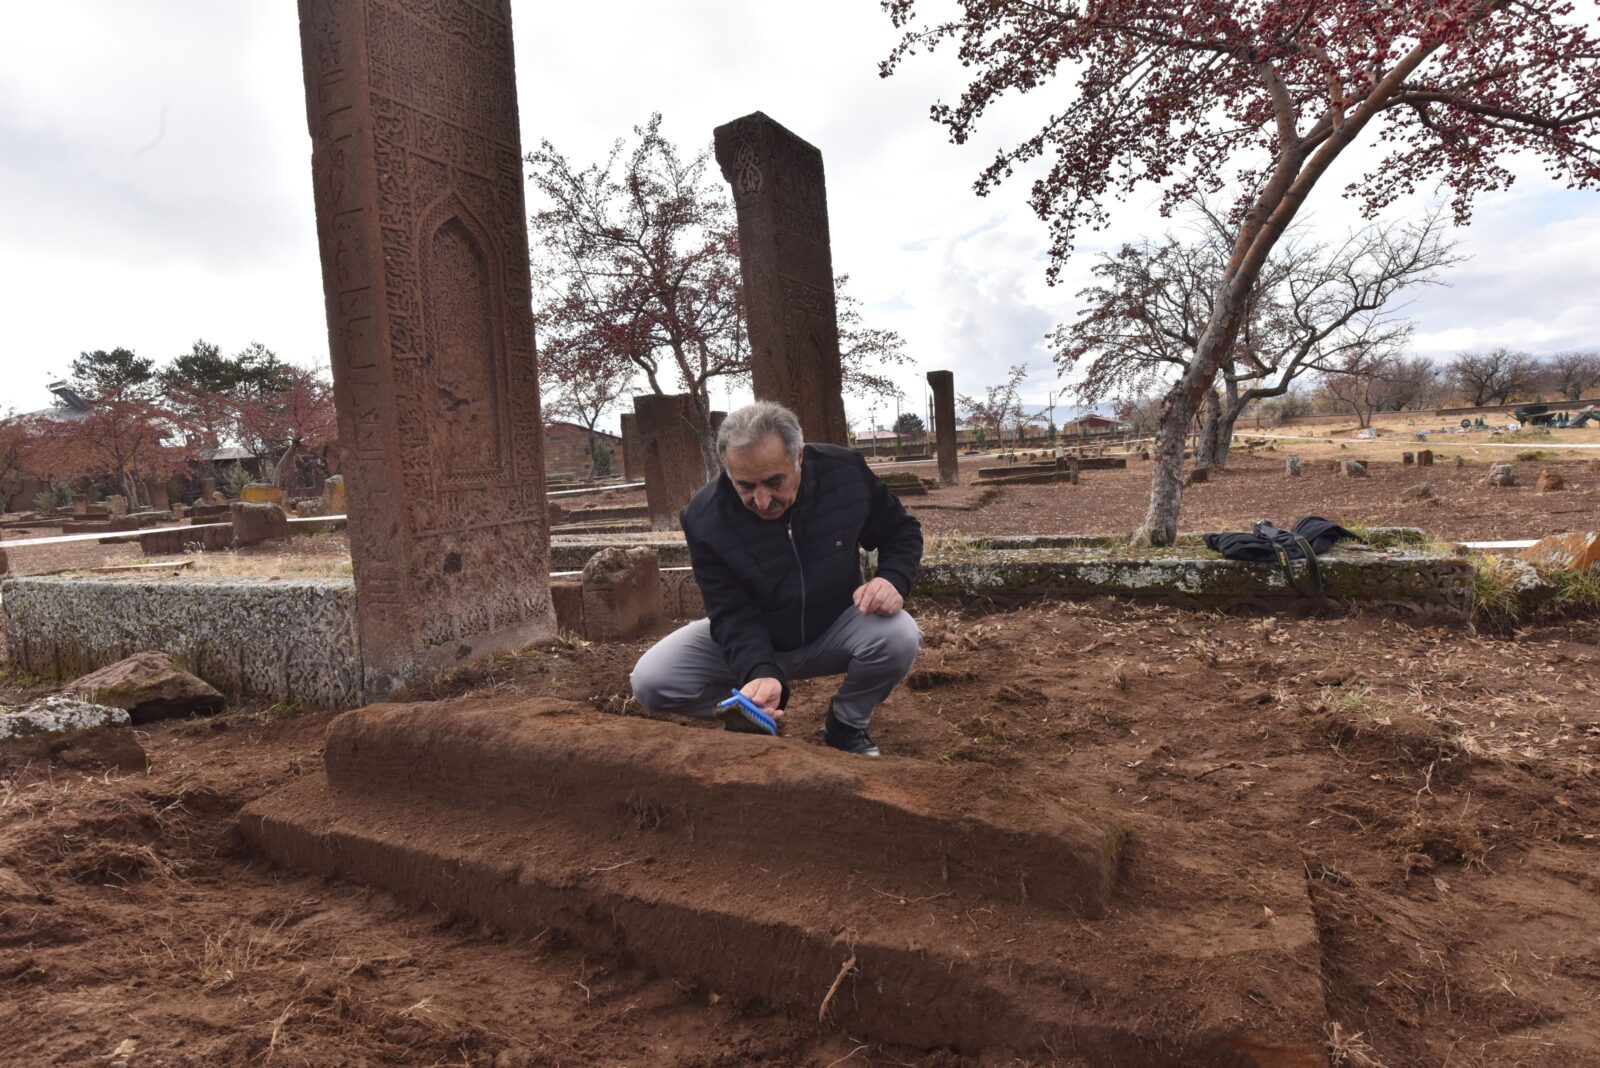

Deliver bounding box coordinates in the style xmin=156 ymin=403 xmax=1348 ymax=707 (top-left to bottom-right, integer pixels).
xmin=630 ymin=607 xmax=921 ymax=728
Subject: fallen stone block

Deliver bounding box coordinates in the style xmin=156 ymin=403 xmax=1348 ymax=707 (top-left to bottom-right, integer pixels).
xmin=64 ymin=650 xmax=225 ymax=724
xmin=1401 ymin=484 xmax=1434 ymax=502
xmin=0 ymin=695 xmax=146 ymax=773
xmin=240 ymin=483 xmax=287 ymax=506
xmin=231 ymin=502 xmax=290 ymax=546
xmin=1519 ymin=531 xmax=1600 ymax=574
xmin=1183 ymin=466 xmax=1210 ymax=486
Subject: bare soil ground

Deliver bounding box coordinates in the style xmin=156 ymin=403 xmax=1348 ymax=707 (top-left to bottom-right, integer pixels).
xmin=5 ymin=601 xmax=1598 ymax=1066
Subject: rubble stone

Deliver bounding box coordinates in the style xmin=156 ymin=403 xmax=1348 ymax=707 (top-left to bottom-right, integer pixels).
xmin=65 ymin=650 xmax=225 ymax=724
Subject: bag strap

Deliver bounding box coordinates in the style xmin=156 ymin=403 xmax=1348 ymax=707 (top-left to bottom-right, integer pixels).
xmin=1254 ymin=520 xmax=1324 ymax=597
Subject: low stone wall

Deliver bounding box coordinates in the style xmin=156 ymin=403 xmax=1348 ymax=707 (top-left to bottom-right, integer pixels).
xmin=2 ymin=576 xmax=361 ymax=706
xmin=914 ymin=548 xmax=1472 ymax=615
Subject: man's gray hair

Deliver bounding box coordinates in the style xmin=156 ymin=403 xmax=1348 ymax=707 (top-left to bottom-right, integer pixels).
xmin=717 ymin=400 xmax=804 ymax=462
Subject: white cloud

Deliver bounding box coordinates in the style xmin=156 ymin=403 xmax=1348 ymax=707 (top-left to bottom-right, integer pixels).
xmin=2 ymin=0 xmax=1596 ymax=433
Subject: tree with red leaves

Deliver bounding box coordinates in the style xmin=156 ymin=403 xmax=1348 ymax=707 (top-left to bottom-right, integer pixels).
xmin=883 ymin=0 xmax=1600 ymax=543
xmin=35 ymin=347 xmax=179 ymax=506
xmin=227 ymin=362 xmax=338 ymax=492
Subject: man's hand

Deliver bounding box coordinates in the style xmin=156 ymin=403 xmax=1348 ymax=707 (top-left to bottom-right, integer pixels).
xmin=853 ymin=576 xmax=904 ymax=617
xmin=740 ymin=677 xmax=785 ymax=716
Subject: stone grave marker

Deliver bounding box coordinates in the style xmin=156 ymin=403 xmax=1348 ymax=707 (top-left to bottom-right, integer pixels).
xmin=714 ymin=112 xmax=848 ymax=446
xmin=634 ymin=393 xmax=709 ymax=531
xmin=297 ymin=0 xmax=553 ymax=697
xmin=926 ymin=370 xmax=959 ymax=486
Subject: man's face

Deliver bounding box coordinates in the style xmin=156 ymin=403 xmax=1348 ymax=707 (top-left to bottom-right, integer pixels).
xmin=723 ymin=433 xmax=802 ymax=520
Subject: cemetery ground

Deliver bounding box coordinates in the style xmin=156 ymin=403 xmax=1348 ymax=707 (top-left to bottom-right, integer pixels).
xmin=2 ymin=595 xmax=1598 ymax=1066
xmin=3 ymin=442 xmax=1598 ymax=1066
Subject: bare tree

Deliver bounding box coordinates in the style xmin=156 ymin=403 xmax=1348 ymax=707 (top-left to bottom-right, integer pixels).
xmin=1319 ymin=352 xmax=1402 ymax=428
xmin=1546 ymin=350 xmax=1600 ymax=402
xmin=959 ymin=364 xmax=1029 ymax=447
xmin=836 ymin=273 xmax=914 ymax=404
xmin=1380 ymin=355 xmax=1444 ymax=411
xmin=1447 ymin=347 xmax=1541 ymax=406
xmin=1058 ymin=210 xmax=1455 ymax=467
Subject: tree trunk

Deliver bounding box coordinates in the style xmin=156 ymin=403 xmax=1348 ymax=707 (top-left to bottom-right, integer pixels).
xmin=686 ymin=387 xmax=719 ymax=484
xmin=1134 ymin=293 xmax=1248 ymax=546
xmin=1195 ymin=388 xmax=1222 ymax=468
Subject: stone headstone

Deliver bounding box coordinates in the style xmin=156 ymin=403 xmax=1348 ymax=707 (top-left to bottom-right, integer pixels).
xmin=927 ymin=370 xmax=959 ymax=487
xmin=1454 ymin=456 xmax=1466 ymax=468
xmin=231 ymin=502 xmax=290 ymax=546
xmin=714 ymin=112 xmax=848 ymax=446
xmin=620 ymin=412 xmax=644 ymax=482
xmin=1485 ymin=463 xmax=1515 ymax=487
xmin=1535 ymin=469 xmax=1565 ymax=493
xmin=106 ymin=494 xmax=128 ymax=516
xmin=145 ymin=478 xmax=170 ymax=511
xmin=634 ymin=393 xmax=707 ymax=531
xmin=72 ymin=493 xmax=88 ymax=515
xmin=1285 ymin=455 xmax=1302 ymax=477
xmin=1402 ymin=452 xmax=1415 ymax=465
xmin=1417 ymin=450 xmax=1434 ymax=466
xmin=1338 ymin=460 xmax=1369 ymax=478
xmin=298 ymin=0 xmax=553 ymax=697
xmin=200 ymin=477 xmax=217 ymax=500
xmin=579 ymin=547 xmax=662 ymax=640
xmin=321 ymin=474 xmax=346 ymax=516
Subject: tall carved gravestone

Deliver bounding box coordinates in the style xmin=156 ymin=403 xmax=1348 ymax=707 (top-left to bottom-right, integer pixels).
xmin=620 ymin=412 xmax=644 ymax=482
xmin=634 ymin=394 xmax=708 ymax=531
xmin=927 ymin=370 xmax=959 ymax=487
xmin=713 ymin=112 xmax=848 ymax=446
xmin=297 ymin=0 xmax=553 ymax=697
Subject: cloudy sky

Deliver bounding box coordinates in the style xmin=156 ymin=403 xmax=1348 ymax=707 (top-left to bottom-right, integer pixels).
xmin=3 ymin=1 xmax=1597 ymax=434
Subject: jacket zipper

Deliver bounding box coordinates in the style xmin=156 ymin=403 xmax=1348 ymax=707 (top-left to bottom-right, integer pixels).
xmin=786 ymin=519 xmax=806 ymax=645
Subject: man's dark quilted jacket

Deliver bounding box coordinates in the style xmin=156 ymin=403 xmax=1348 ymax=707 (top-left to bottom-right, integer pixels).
xmin=680 ymin=443 xmax=923 ymax=690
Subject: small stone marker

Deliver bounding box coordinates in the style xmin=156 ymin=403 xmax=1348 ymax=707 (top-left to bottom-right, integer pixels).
xmin=1485 ymin=463 xmax=1515 ymax=487
xmin=714 ymin=112 xmax=849 ymax=446
xmin=1400 ymin=484 xmax=1434 ymax=502
xmin=145 ymin=479 xmax=170 ymax=510
xmin=620 ymin=413 xmax=644 ymax=482
xmin=1339 ymin=460 xmax=1368 ymax=478
xmin=1402 ymin=452 xmax=1415 ymax=465
xmin=106 ymin=494 xmax=128 ymax=516
xmin=1535 ymin=469 xmax=1565 ymax=493
xmin=927 ymin=370 xmax=959 ymax=487
xmin=72 ymin=493 xmax=88 ymax=515
xmin=1285 ymin=455 xmax=1302 ymax=477
xmin=579 ymin=547 xmax=662 ymax=640
xmin=1183 ymin=466 xmax=1210 ymax=486
xmin=320 ymin=475 xmax=346 ymax=516
xmin=231 ymin=502 xmax=290 ymax=546
xmin=1417 ymin=450 xmax=1434 ymax=466
xmin=1519 ymin=531 xmax=1600 ymax=573
xmin=1454 ymin=456 xmax=1466 ymax=468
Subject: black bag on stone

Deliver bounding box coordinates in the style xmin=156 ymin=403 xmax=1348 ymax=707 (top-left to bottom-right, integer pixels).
xmin=1202 ymin=517 xmax=1364 ymax=596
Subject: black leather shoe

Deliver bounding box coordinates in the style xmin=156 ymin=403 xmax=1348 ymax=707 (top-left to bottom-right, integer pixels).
xmin=823 ymin=708 xmax=880 ymax=757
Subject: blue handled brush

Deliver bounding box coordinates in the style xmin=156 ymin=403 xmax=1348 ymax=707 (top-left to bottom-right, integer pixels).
xmin=715 ymin=690 xmax=780 ymax=735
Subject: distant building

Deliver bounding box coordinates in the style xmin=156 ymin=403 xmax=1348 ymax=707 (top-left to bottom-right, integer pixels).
xmin=544 ymin=421 xmax=622 ymax=479
xmin=13 ymin=381 xmax=91 ymax=423
xmin=1062 ymin=415 xmax=1131 ymax=437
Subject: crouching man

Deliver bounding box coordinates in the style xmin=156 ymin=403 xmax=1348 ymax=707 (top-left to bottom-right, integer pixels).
xmin=630 ymin=401 xmax=923 ymax=756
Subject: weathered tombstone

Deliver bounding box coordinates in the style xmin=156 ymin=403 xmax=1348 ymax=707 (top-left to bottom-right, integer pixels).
xmin=1402 ymin=452 xmax=1415 ymax=465
xmin=145 ymin=479 xmax=170 ymax=511
xmin=620 ymin=412 xmax=644 ymax=482
xmin=200 ymin=477 xmax=217 ymax=501
xmin=1285 ymin=455 xmax=1302 ymax=477
xmin=634 ymin=393 xmax=708 ymax=531
xmin=1535 ymin=468 xmax=1565 ymax=493
xmin=1417 ymin=450 xmax=1434 ymax=466
xmin=926 ymin=370 xmax=959 ymax=487
xmin=1485 ymin=463 xmax=1515 ymax=487
xmin=72 ymin=493 xmax=88 ymax=515
xmin=713 ymin=112 xmax=848 ymax=446
xmin=1338 ymin=460 xmax=1369 ymax=478
xmin=106 ymin=494 xmax=128 ymax=516
xmin=321 ymin=474 xmax=347 ymax=516
xmin=298 ymin=0 xmax=553 ymax=697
